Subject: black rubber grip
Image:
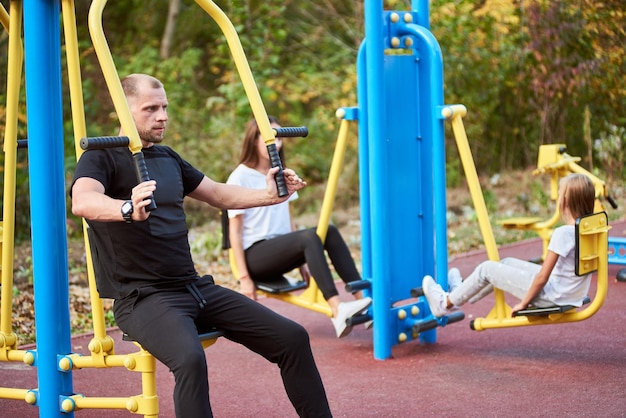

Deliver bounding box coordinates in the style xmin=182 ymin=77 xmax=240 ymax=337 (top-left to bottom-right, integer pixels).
xmin=132 ymin=152 xmax=157 ymax=211
xmin=17 ymin=139 xmax=28 ymax=149
xmin=410 ymin=287 xmax=425 ymax=298
xmin=345 ymin=280 xmax=372 ymax=293
xmin=412 ymin=319 xmax=438 ymax=333
xmin=606 ymin=195 xmax=618 ymax=209
xmin=274 ymin=126 xmax=308 ymax=138
xmin=266 ymin=143 xmax=288 ymax=197
xmin=80 ymin=136 xmax=130 ymax=150
xmin=446 ymin=311 xmax=465 ymax=324
xmin=346 ymin=313 xmax=371 ymax=327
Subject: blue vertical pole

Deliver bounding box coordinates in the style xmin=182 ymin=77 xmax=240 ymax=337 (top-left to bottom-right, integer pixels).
xmin=413 ymin=0 xmax=430 ymax=29
xmin=23 ymin=1 xmax=73 ymax=416
xmin=356 ymin=43 xmax=371 ymax=287
xmin=363 ymin=0 xmax=392 ymax=360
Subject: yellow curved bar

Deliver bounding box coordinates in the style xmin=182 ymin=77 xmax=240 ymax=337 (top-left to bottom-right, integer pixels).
xmin=0 ymin=3 xmax=8 ymax=32
xmin=1 ymin=0 xmax=23 ymax=337
xmin=88 ymin=0 xmax=143 ymax=154
xmin=566 ymin=160 xmax=608 ymax=199
xmin=443 ymin=105 xmax=509 ymax=319
xmin=194 ymin=0 xmax=275 ymax=147
xmin=443 ymin=106 xmax=499 ymax=262
xmin=63 ymin=0 xmax=108 ymax=343
xmin=299 ymin=118 xmax=355 ymax=315
xmin=275 ymin=117 xmax=354 ymax=316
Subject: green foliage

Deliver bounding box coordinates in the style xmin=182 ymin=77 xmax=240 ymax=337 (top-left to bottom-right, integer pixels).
xmin=530 ymin=180 xmax=550 ymax=209
xmin=0 ymin=0 xmax=623 ymax=243
xmin=594 ymin=123 xmax=626 ymax=187
xmin=482 ymin=188 xmax=498 ymax=214
xmin=189 ymin=228 xmax=223 ymax=263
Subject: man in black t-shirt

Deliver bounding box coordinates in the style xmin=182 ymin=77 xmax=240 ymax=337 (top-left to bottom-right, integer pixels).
xmin=71 ymin=74 xmax=331 ymax=418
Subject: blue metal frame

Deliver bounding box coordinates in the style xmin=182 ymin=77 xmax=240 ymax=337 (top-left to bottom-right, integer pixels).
xmin=608 ymin=237 xmax=626 ymax=265
xmin=360 ymin=1 xmax=449 ymax=359
xmin=23 ymin=1 xmax=73 ymax=416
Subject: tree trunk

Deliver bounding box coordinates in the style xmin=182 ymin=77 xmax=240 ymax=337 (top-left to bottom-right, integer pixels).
xmin=160 ymin=0 xmax=181 ymax=59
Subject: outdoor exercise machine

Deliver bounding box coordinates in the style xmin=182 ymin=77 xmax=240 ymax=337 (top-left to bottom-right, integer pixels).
xmin=222 ymin=1 xmax=471 ymax=357
xmin=499 ymin=143 xmax=617 ymax=261
xmin=222 ymin=113 xmax=372 ymax=318
xmin=351 ymin=0 xmax=612 ymax=350
xmin=333 ymin=1 xmax=473 ymax=360
xmin=0 ymin=0 xmax=296 ymax=416
xmin=438 ymin=105 xmax=612 ymax=331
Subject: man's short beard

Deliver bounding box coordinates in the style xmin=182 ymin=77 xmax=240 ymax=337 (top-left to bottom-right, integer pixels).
xmin=138 ymin=128 xmax=164 ymax=144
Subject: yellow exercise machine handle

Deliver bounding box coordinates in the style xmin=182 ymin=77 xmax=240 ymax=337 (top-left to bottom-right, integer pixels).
xmin=195 ymin=0 xmax=289 ymax=196
xmin=88 ymin=0 xmax=157 ymax=211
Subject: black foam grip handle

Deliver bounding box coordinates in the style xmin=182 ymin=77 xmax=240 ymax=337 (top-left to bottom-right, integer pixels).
xmin=607 ymin=195 xmax=618 ymax=209
xmin=80 ymin=136 xmax=130 ymax=150
xmin=274 ymin=126 xmax=308 ymax=138
xmin=267 ymin=143 xmax=288 ymax=197
xmin=132 ymin=152 xmax=157 ymax=211
xmin=345 ymin=280 xmax=372 ymax=293
xmin=410 ymin=287 xmax=425 ymax=298
xmin=446 ymin=311 xmax=465 ymax=324
xmin=412 ymin=319 xmax=439 ymax=333
xmin=346 ymin=313 xmax=372 ymax=327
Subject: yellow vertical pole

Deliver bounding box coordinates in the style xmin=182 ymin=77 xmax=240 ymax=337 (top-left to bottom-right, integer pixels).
xmin=0 ymin=1 xmax=23 ymax=342
xmin=316 ymin=118 xmax=350 ymax=239
xmin=62 ymin=0 xmax=110 ymax=344
xmin=442 ymin=105 xmax=508 ymax=318
xmin=299 ymin=118 xmax=352 ymax=306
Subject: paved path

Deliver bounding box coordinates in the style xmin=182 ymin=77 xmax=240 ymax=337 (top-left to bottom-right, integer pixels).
xmin=2 ymin=221 xmax=625 ymax=417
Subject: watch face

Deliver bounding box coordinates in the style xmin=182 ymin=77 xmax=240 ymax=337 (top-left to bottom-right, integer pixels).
xmin=122 ymin=201 xmax=132 ymax=214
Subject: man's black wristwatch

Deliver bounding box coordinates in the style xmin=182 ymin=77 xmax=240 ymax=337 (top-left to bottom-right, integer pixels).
xmin=121 ymin=200 xmax=134 ymax=224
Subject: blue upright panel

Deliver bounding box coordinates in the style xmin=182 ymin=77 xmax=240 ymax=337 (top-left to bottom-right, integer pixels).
xmin=23 ymin=1 xmax=73 ymax=415
xmin=359 ymin=4 xmax=447 ymax=359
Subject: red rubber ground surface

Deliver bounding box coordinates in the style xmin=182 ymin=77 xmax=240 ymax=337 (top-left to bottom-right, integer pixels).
xmin=2 ymin=222 xmax=625 ymax=417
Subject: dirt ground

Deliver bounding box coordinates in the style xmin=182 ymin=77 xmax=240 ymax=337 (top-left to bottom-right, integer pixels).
xmin=8 ymin=168 xmax=626 ymax=344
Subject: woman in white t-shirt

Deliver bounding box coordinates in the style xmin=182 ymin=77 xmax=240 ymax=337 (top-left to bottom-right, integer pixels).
xmin=422 ymin=173 xmax=596 ymax=318
xmin=227 ymin=117 xmax=371 ymax=338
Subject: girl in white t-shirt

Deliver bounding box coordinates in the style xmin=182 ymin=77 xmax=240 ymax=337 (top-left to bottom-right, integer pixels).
xmin=227 ymin=117 xmax=371 ymax=338
xmin=423 ymin=173 xmax=596 ymax=318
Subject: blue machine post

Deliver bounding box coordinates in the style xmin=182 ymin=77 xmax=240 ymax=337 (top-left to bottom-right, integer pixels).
xmin=359 ymin=1 xmax=448 ymax=359
xmin=23 ymin=1 xmax=73 ymax=415
xmin=362 ymin=0 xmax=392 ymax=361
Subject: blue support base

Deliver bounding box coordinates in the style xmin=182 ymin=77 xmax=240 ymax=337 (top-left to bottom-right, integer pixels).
xmin=608 ymin=236 xmax=626 ymax=265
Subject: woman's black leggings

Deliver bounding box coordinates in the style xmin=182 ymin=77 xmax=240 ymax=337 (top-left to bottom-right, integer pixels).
xmin=244 ymin=225 xmax=361 ymax=300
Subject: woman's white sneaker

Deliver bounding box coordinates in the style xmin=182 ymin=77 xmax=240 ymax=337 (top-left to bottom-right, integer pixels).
xmin=331 ymin=297 xmax=372 ymax=338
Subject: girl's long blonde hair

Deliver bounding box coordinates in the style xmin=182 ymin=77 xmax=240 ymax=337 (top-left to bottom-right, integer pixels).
xmin=558 ymin=173 xmax=596 ymax=220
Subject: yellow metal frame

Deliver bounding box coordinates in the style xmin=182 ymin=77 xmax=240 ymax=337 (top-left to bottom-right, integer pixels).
xmin=498 ymin=143 xmax=610 ymax=260
xmin=0 ymin=1 xmax=23 ymax=357
xmin=1 ymin=0 xmax=317 ymax=414
xmin=194 ymin=0 xmax=280 ymax=171
xmin=227 ymin=116 xmax=355 ymax=317
xmin=443 ymin=105 xmax=610 ymax=331
xmin=472 ymin=212 xmax=609 ymax=330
